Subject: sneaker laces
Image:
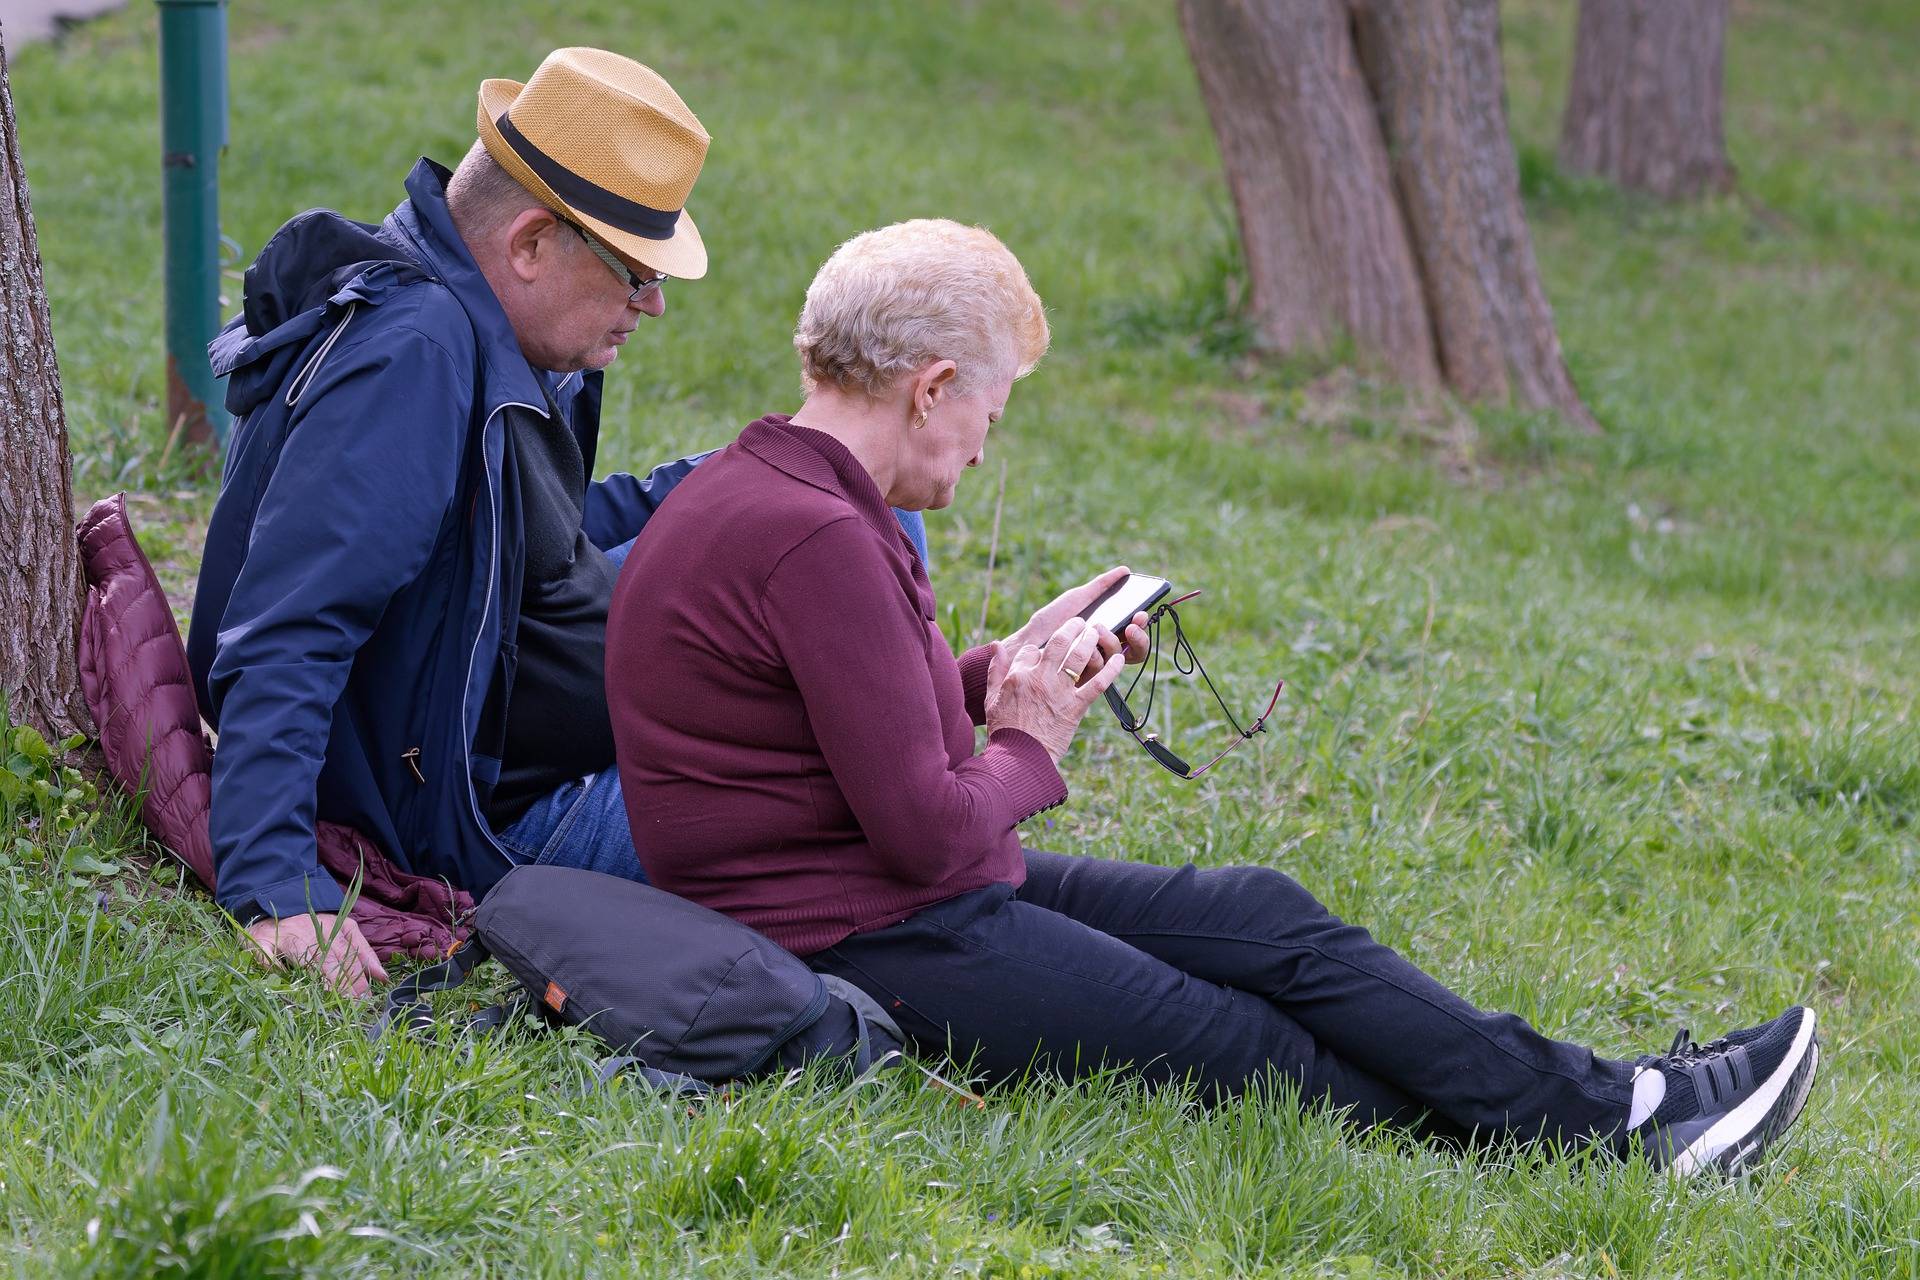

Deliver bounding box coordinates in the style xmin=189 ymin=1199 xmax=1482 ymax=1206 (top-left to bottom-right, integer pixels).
xmin=1663 ymin=1028 xmax=1735 ymax=1064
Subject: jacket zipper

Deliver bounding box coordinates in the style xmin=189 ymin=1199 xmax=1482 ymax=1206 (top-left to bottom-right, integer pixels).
xmin=284 ymin=303 xmax=360 ymax=406
xmin=387 ymin=213 xmax=542 ymax=871
xmin=462 ymin=399 xmax=544 ymax=867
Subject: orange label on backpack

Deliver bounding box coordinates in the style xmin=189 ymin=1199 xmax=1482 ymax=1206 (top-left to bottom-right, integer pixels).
xmin=543 ymin=981 xmax=567 ymax=1012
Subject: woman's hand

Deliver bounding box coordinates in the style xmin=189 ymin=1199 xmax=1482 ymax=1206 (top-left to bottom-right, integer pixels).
xmin=985 ymin=617 xmax=1127 ymax=763
xmin=992 ymin=567 xmax=1151 ymax=692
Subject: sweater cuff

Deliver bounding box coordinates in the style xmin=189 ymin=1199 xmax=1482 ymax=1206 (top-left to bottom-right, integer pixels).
xmin=979 ymin=727 xmax=1068 ymax=822
xmin=958 ymin=644 xmax=997 ymax=727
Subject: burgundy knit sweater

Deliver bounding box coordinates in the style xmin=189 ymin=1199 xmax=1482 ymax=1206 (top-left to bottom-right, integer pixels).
xmin=607 ymin=416 xmax=1067 ymax=955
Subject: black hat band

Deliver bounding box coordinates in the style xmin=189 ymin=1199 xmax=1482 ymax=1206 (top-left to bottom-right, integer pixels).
xmin=494 ymin=112 xmax=680 ymax=240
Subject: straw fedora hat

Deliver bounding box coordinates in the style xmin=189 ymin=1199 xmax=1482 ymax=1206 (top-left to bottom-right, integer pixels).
xmin=477 ymin=48 xmax=711 ymax=280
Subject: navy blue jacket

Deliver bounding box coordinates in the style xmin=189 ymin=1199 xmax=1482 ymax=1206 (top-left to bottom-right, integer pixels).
xmin=187 ymin=158 xmax=927 ymax=921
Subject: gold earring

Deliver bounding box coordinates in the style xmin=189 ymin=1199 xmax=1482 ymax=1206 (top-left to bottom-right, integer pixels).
xmin=913 ymin=409 xmax=929 ymax=430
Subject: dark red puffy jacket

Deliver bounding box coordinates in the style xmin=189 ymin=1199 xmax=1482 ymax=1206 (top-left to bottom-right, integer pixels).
xmin=75 ymin=493 xmax=472 ymax=962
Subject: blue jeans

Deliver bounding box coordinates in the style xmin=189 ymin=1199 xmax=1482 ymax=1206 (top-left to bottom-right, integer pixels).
xmin=496 ymin=763 xmax=646 ymax=881
xmin=496 ymin=509 xmax=927 ymax=881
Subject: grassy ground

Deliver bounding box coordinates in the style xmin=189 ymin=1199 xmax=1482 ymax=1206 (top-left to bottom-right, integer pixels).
xmin=6 ymin=0 xmax=1918 ymax=1275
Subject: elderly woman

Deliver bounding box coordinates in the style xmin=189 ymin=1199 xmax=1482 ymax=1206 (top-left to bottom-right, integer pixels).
xmin=604 ymin=221 xmax=1816 ymax=1174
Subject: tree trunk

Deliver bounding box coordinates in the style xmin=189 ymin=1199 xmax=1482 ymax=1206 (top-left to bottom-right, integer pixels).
xmin=1178 ymin=0 xmax=1596 ymax=431
xmin=0 ymin=31 xmax=90 ymax=743
xmin=1176 ymin=0 xmax=1439 ymax=389
xmin=1353 ymin=0 xmax=1594 ymax=423
xmin=1559 ymin=0 xmax=1735 ymax=201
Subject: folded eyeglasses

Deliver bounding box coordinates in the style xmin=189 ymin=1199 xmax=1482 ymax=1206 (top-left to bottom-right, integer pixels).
xmin=1103 ymin=589 xmax=1285 ymax=780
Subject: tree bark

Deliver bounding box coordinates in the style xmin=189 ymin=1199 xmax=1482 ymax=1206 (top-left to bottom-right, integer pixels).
xmin=1354 ymin=0 xmax=1594 ymax=425
xmin=1178 ymin=0 xmax=1595 ymax=430
xmin=0 ymin=30 xmax=90 ymax=743
xmin=1176 ymin=0 xmax=1438 ymax=388
xmin=1560 ymin=0 xmax=1735 ymax=201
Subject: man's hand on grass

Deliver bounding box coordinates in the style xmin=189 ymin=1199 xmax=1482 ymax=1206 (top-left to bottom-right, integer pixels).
xmin=244 ymin=911 xmax=388 ymax=998
xmin=992 ymin=566 xmax=1151 ymax=692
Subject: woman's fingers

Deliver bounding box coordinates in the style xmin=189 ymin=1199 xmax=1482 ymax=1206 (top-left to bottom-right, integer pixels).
xmin=1046 ymin=566 xmax=1131 ymax=619
xmin=1043 ymin=618 xmax=1102 ymax=687
xmin=1083 ymin=564 xmax=1130 ymax=595
xmin=1086 ymin=627 xmax=1120 ymax=683
xmin=1076 ymin=650 xmax=1128 ymax=703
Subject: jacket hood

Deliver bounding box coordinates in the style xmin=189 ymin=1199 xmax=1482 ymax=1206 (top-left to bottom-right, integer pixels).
xmin=240 ymin=210 xmax=413 ymax=338
xmin=213 ymin=208 xmax=431 ymax=417
xmin=213 ymin=159 xmax=551 ymax=422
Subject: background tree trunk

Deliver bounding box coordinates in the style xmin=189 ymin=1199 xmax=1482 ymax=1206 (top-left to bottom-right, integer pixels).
xmin=1559 ymin=0 xmax=1735 ymax=201
xmin=0 ymin=30 xmax=90 ymax=743
xmin=1178 ymin=0 xmax=1596 ymax=431
xmin=1176 ymin=0 xmax=1439 ymax=389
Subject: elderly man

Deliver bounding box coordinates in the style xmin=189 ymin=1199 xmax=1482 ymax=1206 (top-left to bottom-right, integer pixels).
xmin=186 ymin=48 xmax=925 ymax=994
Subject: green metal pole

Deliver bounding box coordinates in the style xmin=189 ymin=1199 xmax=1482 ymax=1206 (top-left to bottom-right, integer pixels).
xmin=157 ymin=0 xmax=228 ymax=444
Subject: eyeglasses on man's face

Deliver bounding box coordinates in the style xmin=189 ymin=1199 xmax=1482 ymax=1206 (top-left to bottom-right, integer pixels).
xmin=1104 ymin=592 xmax=1285 ymax=780
xmin=565 ymin=219 xmax=668 ymax=304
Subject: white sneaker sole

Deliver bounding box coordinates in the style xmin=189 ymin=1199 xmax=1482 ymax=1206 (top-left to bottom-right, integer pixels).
xmin=1671 ymin=1008 xmax=1818 ymax=1177
xmin=1737 ymin=1036 xmax=1820 ymax=1172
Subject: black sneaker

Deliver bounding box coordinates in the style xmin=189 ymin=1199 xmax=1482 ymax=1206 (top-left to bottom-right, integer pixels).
xmin=1628 ymin=1006 xmax=1820 ymax=1176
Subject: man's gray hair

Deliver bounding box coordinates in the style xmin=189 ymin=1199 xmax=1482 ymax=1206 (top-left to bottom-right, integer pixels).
xmin=446 ymin=140 xmax=551 ymax=242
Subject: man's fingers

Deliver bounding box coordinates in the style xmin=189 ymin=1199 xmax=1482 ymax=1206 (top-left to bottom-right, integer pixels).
xmin=236 ymin=912 xmax=382 ymax=997
xmin=318 ymin=936 xmax=355 ymax=996
xmin=322 ymin=932 xmax=371 ymax=998
xmin=352 ymin=924 xmax=390 ymax=988
xmin=329 ymin=920 xmax=386 ymax=998
xmin=1122 ymin=619 xmax=1150 ymax=664
xmin=243 ymin=920 xmax=280 ymax=967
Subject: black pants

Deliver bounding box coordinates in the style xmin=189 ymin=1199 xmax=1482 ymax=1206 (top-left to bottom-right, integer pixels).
xmin=814 ymin=851 xmax=1634 ymax=1146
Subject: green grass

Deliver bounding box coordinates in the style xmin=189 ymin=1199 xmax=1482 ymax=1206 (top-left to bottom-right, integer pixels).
xmin=7 ymin=0 xmax=1920 ymax=1274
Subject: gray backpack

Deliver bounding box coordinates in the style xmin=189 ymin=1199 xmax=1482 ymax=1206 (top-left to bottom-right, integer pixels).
xmin=372 ymin=865 xmax=903 ymax=1093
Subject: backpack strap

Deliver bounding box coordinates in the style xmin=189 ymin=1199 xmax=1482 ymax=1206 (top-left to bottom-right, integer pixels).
xmin=591 ymin=1056 xmax=712 ymax=1098
xmin=367 ymin=939 xmax=495 ymax=1039
xmin=819 ymin=974 xmax=905 ymax=1076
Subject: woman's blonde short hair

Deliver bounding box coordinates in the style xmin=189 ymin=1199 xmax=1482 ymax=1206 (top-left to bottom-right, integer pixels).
xmin=794 ymin=219 xmax=1049 ymax=398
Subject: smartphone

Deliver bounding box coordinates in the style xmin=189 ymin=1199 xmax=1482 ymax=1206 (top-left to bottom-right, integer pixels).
xmin=1079 ymin=573 xmax=1171 ymax=636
